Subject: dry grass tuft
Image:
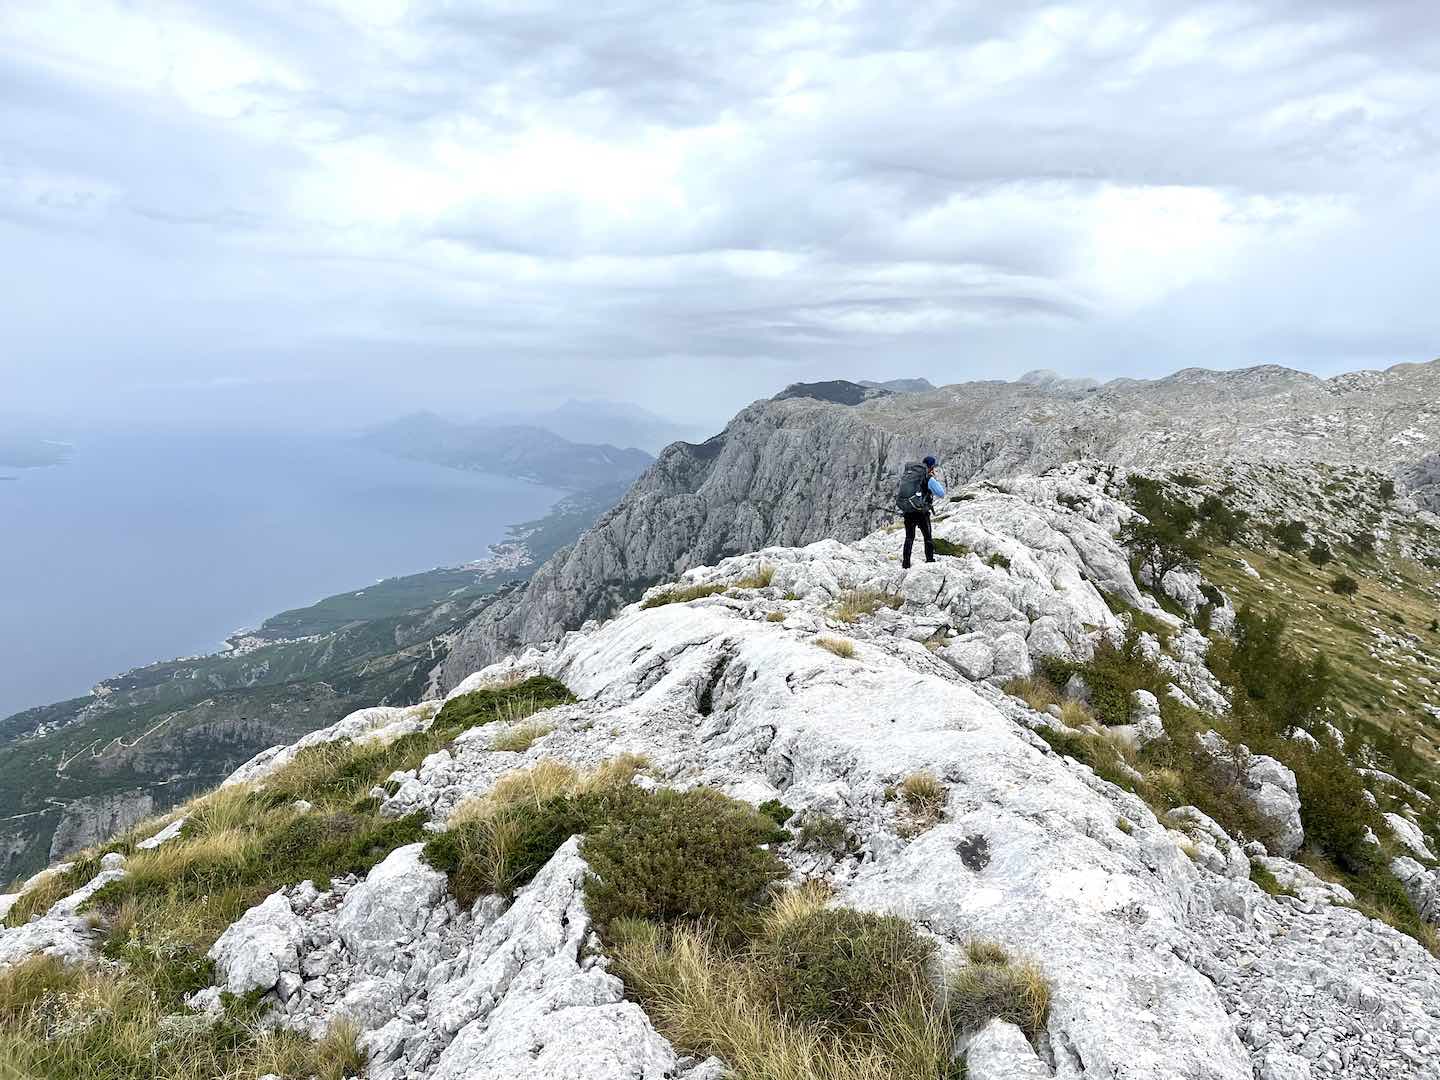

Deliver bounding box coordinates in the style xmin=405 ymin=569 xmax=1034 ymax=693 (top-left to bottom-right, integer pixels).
xmin=490 ymin=721 xmax=553 ymax=754
xmin=1058 ymin=699 xmax=1093 ymax=728
xmin=831 ymin=589 xmax=903 ymax=624
xmin=761 ymin=880 xmax=833 ymax=938
xmin=611 ymin=922 xmax=953 ymax=1080
xmin=898 ymin=773 xmax=946 ymax=816
xmin=767 ymin=611 xmax=787 ymax=623
xmin=815 ymin=637 xmax=857 ymax=659
xmin=0 ymin=955 xmax=365 ymax=1080
xmin=1002 ymin=675 xmax=1060 ymax=713
xmin=735 ymin=564 xmax=777 ymax=590
xmin=641 ymin=583 xmax=727 ymax=609
xmin=948 ymin=944 xmax=1051 ymax=1039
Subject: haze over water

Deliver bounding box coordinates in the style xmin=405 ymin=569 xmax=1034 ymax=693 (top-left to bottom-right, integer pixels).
xmin=0 ymin=431 xmax=561 ymax=718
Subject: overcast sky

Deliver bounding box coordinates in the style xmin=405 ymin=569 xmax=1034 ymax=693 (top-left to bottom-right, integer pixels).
xmin=3 ymin=0 xmax=1438 ymax=433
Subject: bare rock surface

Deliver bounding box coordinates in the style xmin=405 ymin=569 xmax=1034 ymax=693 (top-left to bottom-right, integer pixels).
xmin=0 ymin=857 xmax=126 ymax=970
xmin=441 ymin=361 xmax=1440 ymax=682
xmin=6 ymin=469 xmax=1429 ymax=1079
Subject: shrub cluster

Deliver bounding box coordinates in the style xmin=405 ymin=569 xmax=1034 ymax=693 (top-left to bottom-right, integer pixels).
xmin=792 ymin=811 xmax=856 ymax=857
xmin=930 ymin=537 xmax=970 ymax=557
xmin=1039 ymin=629 xmax=1165 ymax=726
xmin=1272 ymin=520 xmax=1308 ymax=554
xmin=1119 ymin=476 xmax=1205 ymax=584
xmin=1331 ymin=574 xmax=1359 ymax=597
xmin=751 ymin=908 xmax=936 ymax=1035
xmin=584 ymin=787 xmax=789 ymax=941
xmin=1197 ymin=493 xmax=1249 ymax=544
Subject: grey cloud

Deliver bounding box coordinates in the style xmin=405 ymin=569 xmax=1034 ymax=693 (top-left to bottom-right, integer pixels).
xmin=1 ymin=0 xmax=1438 ymax=433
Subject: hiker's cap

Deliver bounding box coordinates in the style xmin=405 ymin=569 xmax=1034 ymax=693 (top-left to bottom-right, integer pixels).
xmin=923 ymin=455 xmax=938 ymax=468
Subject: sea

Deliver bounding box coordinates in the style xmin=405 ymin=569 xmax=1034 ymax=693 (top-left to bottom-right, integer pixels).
xmin=0 ymin=430 xmax=563 ymax=718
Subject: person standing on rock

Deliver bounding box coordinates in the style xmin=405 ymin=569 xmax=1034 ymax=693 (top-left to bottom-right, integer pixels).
xmin=896 ymin=455 xmax=945 ymax=568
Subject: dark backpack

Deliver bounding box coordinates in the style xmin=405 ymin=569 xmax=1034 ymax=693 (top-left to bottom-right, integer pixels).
xmin=896 ymin=462 xmax=930 ymax=515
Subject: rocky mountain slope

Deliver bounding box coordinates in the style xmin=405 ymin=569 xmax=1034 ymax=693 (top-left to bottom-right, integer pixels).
xmin=0 ymin=484 xmax=626 ymax=884
xmin=3 ymin=465 xmax=1438 ymax=1080
xmin=441 ymin=359 xmax=1440 ymax=685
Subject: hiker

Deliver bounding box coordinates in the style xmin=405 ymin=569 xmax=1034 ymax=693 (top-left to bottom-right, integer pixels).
xmin=895 ymin=455 xmax=945 ymax=568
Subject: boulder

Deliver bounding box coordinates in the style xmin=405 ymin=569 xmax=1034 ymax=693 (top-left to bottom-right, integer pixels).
xmin=1107 ymin=689 xmax=1166 ymax=750
xmin=1025 ymin=616 xmax=1073 ymax=661
xmin=939 ymin=636 xmax=994 ymax=681
xmin=1198 ymin=733 xmax=1303 ymax=858
xmin=1383 ymin=813 xmax=1436 ymax=861
xmin=965 ymin=1019 xmax=1053 ymax=1079
xmin=989 ymin=632 xmax=1031 ymax=680
xmin=208 ymin=891 xmax=304 ymax=995
xmin=335 ymin=844 xmax=449 ymax=969
xmin=1391 ymin=856 xmax=1440 ymax=925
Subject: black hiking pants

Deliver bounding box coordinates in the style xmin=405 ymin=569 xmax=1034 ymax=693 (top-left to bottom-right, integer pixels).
xmin=902 ymin=511 xmax=933 ymax=568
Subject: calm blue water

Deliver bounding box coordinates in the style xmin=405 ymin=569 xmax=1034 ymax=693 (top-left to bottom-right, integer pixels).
xmin=0 ymin=432 xmax=562 ymax=717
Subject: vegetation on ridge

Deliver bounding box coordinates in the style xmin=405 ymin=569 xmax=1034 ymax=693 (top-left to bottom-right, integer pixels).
xmin=1 ymin=676 xmax=578 ymax=1077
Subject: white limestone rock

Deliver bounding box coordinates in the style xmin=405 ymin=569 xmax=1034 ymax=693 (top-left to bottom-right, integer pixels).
xmin=1391 ymin=856 xmax=1440 ymax=925
xmin=335 ymin=844 xmax=448 ymax=970
xmin=1197 ymin=733 xmax=1304 ymax=858
xmin=1384 ymin=812 xmax=1436 ymax=861
xmin=965 ymin=1019 xmax=1054 ymax=1079
xmin=939 ymin=635 xmax=995 ymax=680
xmin=0 ymin=861 xmax=126 ymax=970
xmin=426 ymin=839 xmax=683 ymax=1080
xmin=136 ymin=817 xmax=187 ymax=850
xmin=208 ymin=891 xmax=304 ymax=995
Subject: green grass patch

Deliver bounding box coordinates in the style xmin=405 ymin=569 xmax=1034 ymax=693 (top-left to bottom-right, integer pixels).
xmin=930 ymin=537 xmax=970 ymax=557
xmin=641 ymin=583 xmax=727 ymax=609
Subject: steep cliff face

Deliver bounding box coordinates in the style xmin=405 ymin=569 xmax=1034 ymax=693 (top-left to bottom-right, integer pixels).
xmin=47 ymin=791 xmax=155 ymax=862
xmin=441 ymin=359 xmax=1440 ymax=685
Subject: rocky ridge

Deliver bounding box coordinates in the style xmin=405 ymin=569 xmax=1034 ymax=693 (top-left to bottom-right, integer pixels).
xmin=441 ymin=359 xmax=1440 ymax=685
xmin=7 ymin=467 xmax=1437 ymax=1079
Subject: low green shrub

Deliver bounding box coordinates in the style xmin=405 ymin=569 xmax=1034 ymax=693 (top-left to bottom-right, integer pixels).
xmin=758 ymin=799 xmax=794 ymax=826
xmin=1272 ymin=520 xmax=1308 ymax=554
xmin=750 ymin=908 xmax=936 ymax=1035
xmin=1035 ymin=727 xmax=1137 ymax=795
xmin=984 ymin=552 xmax=1012 ymax=570
xmin=1307 ymin=541 xmax=1334 ymax=566
xmin=793 ymin=811 xmax=856 ymax=857
xmin=1039 ymin=630 xmax=1165 ymax=726
xmin=0 ymin=955 xmax=364 ymax=1080
xmin=1198 ymin=494 xmax=1249 ymax=543
xmin=584 ymin=788 xmax=789 ymax=941
xmin=92 ymin=810 xmax=427 ymax=913
xmin=425 ymin=792 xmax=609 ymax=905
xmin=930 ymin=537 xmax=970 ymax=557
xmin=1331 ymin=574 xmax=1359 ymax=597
xmin=1248 ymin=860 xmax=1288 ymax=897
